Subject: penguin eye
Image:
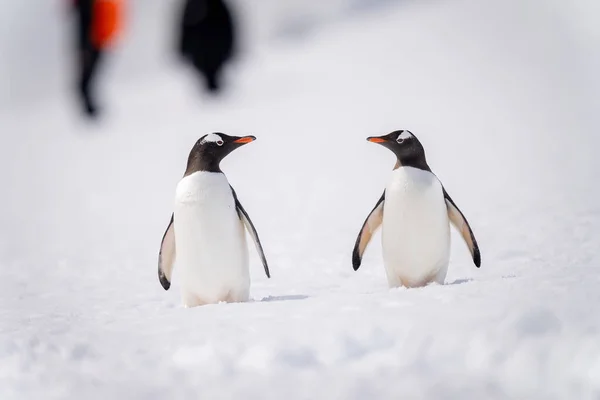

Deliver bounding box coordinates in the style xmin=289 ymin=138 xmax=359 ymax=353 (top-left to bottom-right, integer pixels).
xmin=216 ymin=140 xmax=224 ymax=146
xmin=396 ymin=130 xmax=412 ymax=144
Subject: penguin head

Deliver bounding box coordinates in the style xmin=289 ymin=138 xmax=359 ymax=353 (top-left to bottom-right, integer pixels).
xmin=185 ymin=132 xmax=256 ymax=174
xmin=367 ymin=130 xmax=428 ymax=168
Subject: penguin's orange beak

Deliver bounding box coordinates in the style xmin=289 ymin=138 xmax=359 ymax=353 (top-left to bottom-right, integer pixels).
xmin=234 ymin=136 xmax=256 ymax=144
xmin=367 ymin=136 xmax=386 ymax=143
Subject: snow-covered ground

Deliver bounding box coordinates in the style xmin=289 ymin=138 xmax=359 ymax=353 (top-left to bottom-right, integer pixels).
xmin=1 ymin=0 xmax=599 ymax=398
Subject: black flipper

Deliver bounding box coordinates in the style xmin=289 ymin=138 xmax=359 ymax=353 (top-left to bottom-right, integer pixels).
xmin=443 ymin=188 xmax=481 ymax=268
xmin=230 ymin=186 xmax=270 ymax=278
xmin=352 ymin=192 xmax=385 ymax=271
xmin=158 ymin=213 xmax=176 ymax=290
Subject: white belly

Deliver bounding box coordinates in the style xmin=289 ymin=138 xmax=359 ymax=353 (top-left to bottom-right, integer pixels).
xmin=381 ymin=167 xmax=450 ymax=287
xmin=173 ymin=171 xmax=249 ymax=306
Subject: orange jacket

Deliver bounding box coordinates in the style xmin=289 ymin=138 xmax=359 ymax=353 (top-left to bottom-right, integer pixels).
xmin=91 ymin=0 xmax=124 ymax=49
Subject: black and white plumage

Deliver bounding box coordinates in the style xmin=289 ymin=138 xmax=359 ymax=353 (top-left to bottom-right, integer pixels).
xmin=352 ymin=130 xmax=480 ymax=288
xmin=158 ymin=133 xmax=270 ymax=307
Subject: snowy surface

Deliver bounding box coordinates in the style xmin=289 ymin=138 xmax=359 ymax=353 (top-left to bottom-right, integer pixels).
xmin=1 ymin=0 xmax=600 ymax=398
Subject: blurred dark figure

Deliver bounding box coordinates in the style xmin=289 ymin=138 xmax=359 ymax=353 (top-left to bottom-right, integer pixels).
xmin=179 ymin=0 xmax=236 ymax=93
xmin=72 ymin=0 xmax=123 ymax=118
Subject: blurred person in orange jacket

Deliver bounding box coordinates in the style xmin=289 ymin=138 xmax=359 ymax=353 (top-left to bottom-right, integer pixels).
xmin=73 ymin=0 xmax=123 ymax=118
xmin=179 ymin=0 xmax=236 ymax=94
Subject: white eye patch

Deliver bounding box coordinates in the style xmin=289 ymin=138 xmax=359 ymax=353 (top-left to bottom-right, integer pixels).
xmin=201 ymin=133 xmax=224 ymax=146
xmin=397 ymin=130 xmax=412 ymax=143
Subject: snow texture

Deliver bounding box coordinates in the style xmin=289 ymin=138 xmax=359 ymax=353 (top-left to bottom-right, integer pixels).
xmin=1 ymin=0 xmax=599 ymax=399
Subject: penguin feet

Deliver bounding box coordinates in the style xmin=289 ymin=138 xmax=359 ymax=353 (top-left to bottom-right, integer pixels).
xmin=182 ymin=292 xmax=205 ymax=308
xmin=181 ymin=289 xmax=249 ymax=307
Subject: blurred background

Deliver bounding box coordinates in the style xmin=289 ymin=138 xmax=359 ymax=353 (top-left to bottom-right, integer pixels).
xmin=1 ymin=0 xmax=598 ymax=112
xmin=0 ymin=0 xmax=598 ymax=260
xmin=0 ymin=0 xmax=599 ymax=398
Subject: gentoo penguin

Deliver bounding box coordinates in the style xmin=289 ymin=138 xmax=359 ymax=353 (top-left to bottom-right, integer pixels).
xmin=352 ymin=130 xmax=480 ymax=288
xmin=158 ymin=132 xmax=270 ymax=307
